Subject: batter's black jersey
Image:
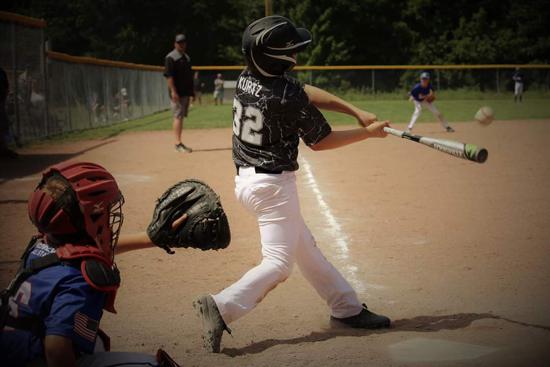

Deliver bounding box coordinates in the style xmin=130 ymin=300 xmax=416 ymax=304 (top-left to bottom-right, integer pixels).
xmin=232 ymin=70 xmax=331 ymax=172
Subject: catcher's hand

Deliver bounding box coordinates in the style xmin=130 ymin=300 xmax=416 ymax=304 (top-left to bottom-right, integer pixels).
xmin=147 ymin=179 xmax=231 ymax=254
xmin=425 ymin=94 xmax=436 ymax=103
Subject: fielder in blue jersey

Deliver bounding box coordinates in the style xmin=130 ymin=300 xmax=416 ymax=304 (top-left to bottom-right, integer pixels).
xmin=0 ymin=162 xmax=179 ymax=367
xmin=407 ymin=72 xmax=454 ymax=133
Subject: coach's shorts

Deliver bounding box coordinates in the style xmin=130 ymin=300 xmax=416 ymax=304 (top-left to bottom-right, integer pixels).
xmin=171 ymin=96 xmax=190 ymax=118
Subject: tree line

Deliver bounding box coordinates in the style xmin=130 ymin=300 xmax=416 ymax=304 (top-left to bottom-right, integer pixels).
xmin=4 ymin=0 xmax=549 ymax=66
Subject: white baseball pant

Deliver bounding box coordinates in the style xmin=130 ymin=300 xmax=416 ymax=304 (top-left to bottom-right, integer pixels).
xmin=212 ymin=167 xmax=363 ymax=324
xmin=514 ymin=82 xmax=524 ymax=96
xmin=407 ymin=100 xmax=450 ymax=130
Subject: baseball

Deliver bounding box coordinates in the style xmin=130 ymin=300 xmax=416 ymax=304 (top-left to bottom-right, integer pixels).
xmin=475 ymin=106 xmax=494 ymax=126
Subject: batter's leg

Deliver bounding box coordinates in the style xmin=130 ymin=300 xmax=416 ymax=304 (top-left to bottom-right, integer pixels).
xmin=294 ymin=220 xmax=363 ymax=318
xmin=407 ymin=100 xmax=423 ymax=131
xmin=213 ymin=176 xmax=301 ymax=324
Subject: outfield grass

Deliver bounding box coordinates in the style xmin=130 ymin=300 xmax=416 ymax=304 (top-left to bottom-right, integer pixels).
xmin=41 ymin=96 xmax=550 ymax=143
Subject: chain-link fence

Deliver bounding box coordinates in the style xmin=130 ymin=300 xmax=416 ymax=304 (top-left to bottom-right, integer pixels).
xmin=1 ymin=11 xmax=170 ymax=143
xmin=46 ymin=53 xmax=169 ymax=136
xmin=196 ymin=65 xmax=550 ymax=101
xmin=291 ymin=66 xmax=550 ymax=97
xmin=0 ymin=11 xmax=47 ymax=145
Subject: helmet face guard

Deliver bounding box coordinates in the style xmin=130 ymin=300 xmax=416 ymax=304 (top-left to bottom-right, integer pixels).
xmin=242 ymin=15 xmax=312 ymax=77
xmin=28 ymin=162 xmax=124 ymax=263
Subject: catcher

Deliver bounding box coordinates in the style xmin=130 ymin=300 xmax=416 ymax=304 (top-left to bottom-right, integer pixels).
xmin=406 ymin=71 xmax=454 ymax=133
xmin=0 ymin=162 xmax=230 ymax=366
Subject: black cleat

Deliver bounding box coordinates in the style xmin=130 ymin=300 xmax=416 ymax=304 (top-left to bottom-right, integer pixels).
xmin=175 ymin=143 xmax=193 ymax=153
xmin=330 ymin=304 xmax=391 ymax=329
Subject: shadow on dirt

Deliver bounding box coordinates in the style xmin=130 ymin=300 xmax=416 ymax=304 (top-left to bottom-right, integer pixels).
xmin=191 ymin=147 xmax=232 ymax=153
xmin=101 ymin=114 xmax=171 ymax=140
xmin=222 ymin=313 xmax=550 ymax=357
xmin=0 ymin=140 xmax=117 ymax=185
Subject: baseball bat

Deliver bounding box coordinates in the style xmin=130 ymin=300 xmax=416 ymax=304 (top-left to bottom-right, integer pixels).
xmin=383 ymin=127 xmax=488 ymax=163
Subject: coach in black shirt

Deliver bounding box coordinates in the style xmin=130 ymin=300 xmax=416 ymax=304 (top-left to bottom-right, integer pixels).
xmin=164 ymin=34 xmax=194 ymax=153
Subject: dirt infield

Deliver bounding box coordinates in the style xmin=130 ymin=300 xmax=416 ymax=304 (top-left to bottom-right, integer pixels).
xmin=1 ymin=120 xmax=549 ymax=366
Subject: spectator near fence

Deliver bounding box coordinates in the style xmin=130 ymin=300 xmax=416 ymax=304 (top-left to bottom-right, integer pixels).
xmin=0 ymin=66 xmax=18 ymax=159
xmin=164 ymin=33 xmax=194 ymax=153
xmin=193 ymin=71 xmax=204 ymax=106
xmin=513 ymin=67 xmax=524 ymax=103
xmin=213 ymin=73 xmax=224 ymax=105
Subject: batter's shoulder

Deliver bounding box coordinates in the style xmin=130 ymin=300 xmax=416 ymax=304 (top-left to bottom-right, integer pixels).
xmin=273 ymin=75 xmax=308 ymax=110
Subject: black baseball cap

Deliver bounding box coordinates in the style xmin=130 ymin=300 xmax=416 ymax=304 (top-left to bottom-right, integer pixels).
xmin=175 ymin=34 xmax=186 ymax=43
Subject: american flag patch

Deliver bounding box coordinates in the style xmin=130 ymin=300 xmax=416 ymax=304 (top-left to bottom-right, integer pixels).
xmin=74 ymin=312 xmax=99 ymax=342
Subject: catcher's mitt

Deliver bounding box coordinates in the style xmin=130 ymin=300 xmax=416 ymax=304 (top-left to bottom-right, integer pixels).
xmin=425 ymin=94 xmax=436 ymax=103
xmin=147 ymin=179 xmax=230 ymax=254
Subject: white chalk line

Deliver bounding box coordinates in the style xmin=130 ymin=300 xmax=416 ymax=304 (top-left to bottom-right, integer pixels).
xmin=300 ymin=157 xmax=383 ymax=294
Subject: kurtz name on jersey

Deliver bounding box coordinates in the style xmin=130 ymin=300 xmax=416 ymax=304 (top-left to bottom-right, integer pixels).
xmin=237 ymin=76 xmax=263 ymax=97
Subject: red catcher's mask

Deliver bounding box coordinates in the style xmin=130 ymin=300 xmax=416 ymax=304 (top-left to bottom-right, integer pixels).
xmin=28 ymin=162 xmax=124 ymax=264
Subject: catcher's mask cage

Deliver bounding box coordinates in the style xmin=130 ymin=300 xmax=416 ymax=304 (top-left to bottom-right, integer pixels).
xmin=242 ymin=15 xmax=312 ymax=78
xmin=28 ymin=162 xmax=124 ymax=263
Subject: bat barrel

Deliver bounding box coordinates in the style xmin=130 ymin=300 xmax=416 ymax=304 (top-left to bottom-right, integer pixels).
xmin=384 ymin=127 xmax=488 ymax=164
xmin=466 ymin=144 xmax=488 ymax=163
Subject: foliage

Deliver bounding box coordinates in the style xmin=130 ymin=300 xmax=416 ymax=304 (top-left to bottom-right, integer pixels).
xmin=3 ymin=0 xmax=549 ymax=66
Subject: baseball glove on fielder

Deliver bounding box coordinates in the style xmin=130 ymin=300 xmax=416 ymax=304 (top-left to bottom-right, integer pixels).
xmin=425 ymin=94 xmax=436 ymax=103
xmin=147 ymin=179 xmax=230 ymax=254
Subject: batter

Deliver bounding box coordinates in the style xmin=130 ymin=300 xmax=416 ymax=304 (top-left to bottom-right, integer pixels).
xmin=193 ymin=15 xmax=391 ymax=353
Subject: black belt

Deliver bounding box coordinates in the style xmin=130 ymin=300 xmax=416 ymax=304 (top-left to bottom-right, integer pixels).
xmin=236 ymin=165 xmax=283 ymax=175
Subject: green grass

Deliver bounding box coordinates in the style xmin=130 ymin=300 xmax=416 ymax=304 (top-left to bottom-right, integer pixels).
xmin=39 ymin=95 xmax=550 ymax=143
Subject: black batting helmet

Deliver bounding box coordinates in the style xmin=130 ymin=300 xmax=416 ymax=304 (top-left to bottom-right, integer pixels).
xmin=242 ymin=15 xmax=312 ymax=78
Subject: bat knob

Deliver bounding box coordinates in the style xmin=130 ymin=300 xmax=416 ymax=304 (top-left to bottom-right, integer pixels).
xmin=475 ymin=148 xmax=488 ymax=163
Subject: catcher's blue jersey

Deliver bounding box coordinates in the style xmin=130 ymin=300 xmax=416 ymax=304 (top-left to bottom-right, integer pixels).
xmin=410 ymin=82 xmax=433 ymax=102
xmin=0 ymin=240 xmax=105 ymax=366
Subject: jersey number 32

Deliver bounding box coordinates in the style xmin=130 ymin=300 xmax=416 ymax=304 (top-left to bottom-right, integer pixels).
xmin=233 ymin=99 xmax=264 ymax=146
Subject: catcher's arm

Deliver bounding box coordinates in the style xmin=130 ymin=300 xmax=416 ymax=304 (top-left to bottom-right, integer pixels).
xmin=304 ymin=84 xmax=376 ymax=127
xmin=116 ymin=214 xmax=187 ymax=255
xmin=44 ymin=335 xmax=77 ymax=367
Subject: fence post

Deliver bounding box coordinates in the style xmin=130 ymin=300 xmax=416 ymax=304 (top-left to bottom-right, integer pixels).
xmin=140 ymin=71 xmax=144 ymax=118
xmin=371 ymin=69 xmax=375 ymax=94
xmin=103 ymin=67 xmax=109 ymax=124
xmin=62 ymin=63 xmax=72 ymax=131
xmin=10 ymin=22 xmax=21 ymax=141
xmin=41 ymin=27 xmax=49 ymax=136
xmin=436 ymin=70 xmax=441 ymax=91
xmin=496 ymin=69 xmax=500 ymax=94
